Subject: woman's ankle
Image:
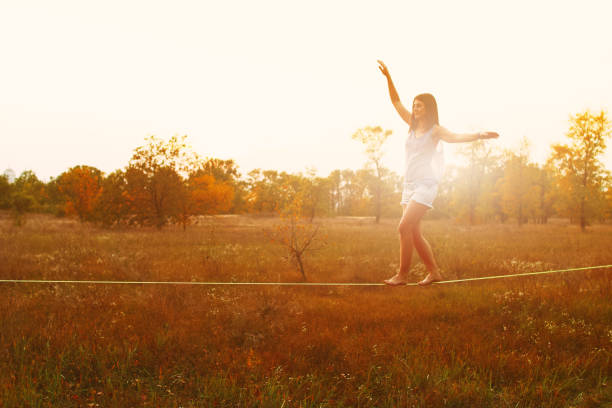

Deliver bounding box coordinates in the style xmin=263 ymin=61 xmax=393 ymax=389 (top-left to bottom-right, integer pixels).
xmin=428 ymin=269 xmax=442 ymax=277
xmin=397 ymin=269 xmax=410 ymax=277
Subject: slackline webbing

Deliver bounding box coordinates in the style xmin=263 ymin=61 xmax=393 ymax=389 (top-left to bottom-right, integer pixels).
xmin=0 ymin=265 xmax=610 ymax=287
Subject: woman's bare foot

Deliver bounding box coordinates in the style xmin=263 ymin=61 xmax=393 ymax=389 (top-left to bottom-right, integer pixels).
xmin=384 ymin=274 xmax=408 ymax=286
xmin=417 ymin=271 xmax=443 ymax=286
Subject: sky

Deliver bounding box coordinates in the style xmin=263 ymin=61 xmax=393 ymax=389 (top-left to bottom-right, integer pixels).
xmin=2 ymin=0 xmax=612 ymax=182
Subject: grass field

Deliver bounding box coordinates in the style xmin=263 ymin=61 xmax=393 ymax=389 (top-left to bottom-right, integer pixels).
xmin=0 ymin=214 xmax=611 ymax=407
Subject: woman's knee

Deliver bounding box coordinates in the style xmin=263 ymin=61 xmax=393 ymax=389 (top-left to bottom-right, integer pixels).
xmin=398 ymin=202 xmax=427 ymax=236
xmin=398 ymin=219 xmax=417 ymax=236
xmin=411 ymin=227 xmax=424 ymax=242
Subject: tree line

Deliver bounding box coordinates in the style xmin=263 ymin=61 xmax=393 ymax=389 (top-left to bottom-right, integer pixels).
xmin=1 ymin=110 xmax=610 ymax=230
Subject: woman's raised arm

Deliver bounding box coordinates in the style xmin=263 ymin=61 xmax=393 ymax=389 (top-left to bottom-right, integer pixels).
xmin=378 ymin=60 xmax=412 ymax=126
xmin=433 ymin=125 xmax=499 ymax=143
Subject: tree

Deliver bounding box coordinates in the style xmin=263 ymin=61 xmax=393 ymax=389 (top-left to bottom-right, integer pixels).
xmin=526 ymin=163 xmax=556 ymax=224
xmin=604 ymin=180 xmax=612 ymax=222
xmin=245 ymin=169 xmax=298 ymax=215
xmin=190 ymin=159 xmax=245 ymax=213
xmin=548 ymin=110 xmax=611 ymax=230
xmin=191 ymin=174 xmax=234 ymax=214
xmin=365 ymin=166 xmax=403 ymax=219
xmin=451 ymin=140 xmax=499 ymax=224
xmin=12 ymin=170 xmax=46 ymax=212
xmin=125 ymin=165 xmax=182 ymax=229
xmin=56 ymin=165 xmax=104 ymax=222
xmin=0 ymin=174 xmax=11 ymax=209
xmin=336 ymin=169 xmax=370 ymax=216
xmin=300 ymin=168 xmax=331 ymax=221
xmin=125 ymin=135 xmax=197 ymax=229
xmin=175 ymin=173 xmax=234 ymax=230
xmin=328 ymin=170 xmax=342 ymax=215
xmin=267 ymin=194 xmax=325 ymax=281
xmin=10 ymin=192 xmax=34 ymax=226
xmin=479 ymin=161 xmax=504 ymax=223
xmin=43 ymin=178 xmax=67 ymax=216
xmin=352 ymin=126 xmax=393 ymax=223
xmin=93 ymin=170 xmax=130 ymax=227
xmin=197 ymin=158 xmax=240 ymax=183
xmin=499 ymin=138 xmax=532 ymax=226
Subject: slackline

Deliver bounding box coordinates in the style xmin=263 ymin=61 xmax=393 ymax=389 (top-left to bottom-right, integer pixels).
xmin=0 ymin=264 xmax=610 ymax=286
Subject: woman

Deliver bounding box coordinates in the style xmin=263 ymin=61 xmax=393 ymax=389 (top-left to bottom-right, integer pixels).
xmin=377 ymin=60 xmax=499 ymax=286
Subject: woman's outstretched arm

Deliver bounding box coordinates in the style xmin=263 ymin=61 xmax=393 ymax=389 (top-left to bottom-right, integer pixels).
xmin=378 ymin=60 xmax=412 ymax=126
xmin=433 ymin=125 xmax=499 ymax=143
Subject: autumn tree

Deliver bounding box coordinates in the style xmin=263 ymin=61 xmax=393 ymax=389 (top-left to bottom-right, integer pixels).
xmin=300 ymin=168 xmax=331 ymax=221
xmin=197 ymin=158 xmax=240 ymax=183
xmin=499 ymin=138 xmax=532 ymax=226
xmin=175 ymin=173 xmax=234 ymax=230
xmin=93 ymin=170 xmax=130 ymax=227
xmin=525 ymin=163 xmax=556 ymax=224
xmin=191 ymin=174 xmax=234 ymax=214
xmin=604 ymin=181 xmax=612 ymax=221
xmin=548 ymin=110 xmax=611 ymax=230
xmin=125 ymin=135 xmax=197 ymax=229
xmin=56 ymin=165 xmax=104 ymax=222
xmin=352 ymin=126 xmax=393 ymax=223
xmin=0 ymin=174 xmax=11 ymax=209
xmin=191 ymin=158 xmax=245 ymax=213
xmin=245 ymin=169 xmax=298 ymax=214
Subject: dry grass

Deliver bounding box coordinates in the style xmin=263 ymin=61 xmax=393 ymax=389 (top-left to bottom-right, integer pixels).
xmin=0 ymin=213 xmax=610 ymax=407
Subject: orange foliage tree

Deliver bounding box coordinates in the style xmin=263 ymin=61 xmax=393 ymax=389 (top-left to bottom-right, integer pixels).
xmin=56 ymin=165 xmax=103 ymax=221
xmin=190 ymin=174 xmax=234 ymax=214
xmin=548 ymin=110 xmax=611 ymax=230
xmin=93 ymin=170 xmax=130 ymax=227
xmin=193 ymin=158 xmax=244 ymax=212
xmin=175 ymin=173 xmax=234 ymax=230
xmin=124 ymin=135 xmax=197 ymax=229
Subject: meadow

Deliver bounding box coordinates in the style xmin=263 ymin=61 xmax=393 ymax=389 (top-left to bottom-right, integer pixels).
xmin=0 ymin=213 xmax=610 ymax=407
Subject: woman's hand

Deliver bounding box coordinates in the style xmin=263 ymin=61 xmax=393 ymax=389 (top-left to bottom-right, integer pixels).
xmin=479 ymin=131 xmax=499 ymax=140
xmin=377 ymin=60 xmax=390 ymax=78
xmin=378 ymin=59 xmax=411 ymax=124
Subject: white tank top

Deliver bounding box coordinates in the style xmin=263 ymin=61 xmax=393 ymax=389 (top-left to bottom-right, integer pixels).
xmin=404 ymin=127 xmax=445 ymax=184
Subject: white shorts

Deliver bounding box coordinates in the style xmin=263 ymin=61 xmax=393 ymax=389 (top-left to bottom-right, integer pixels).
xmin=400 ymin=182 xmax=438 ymax=209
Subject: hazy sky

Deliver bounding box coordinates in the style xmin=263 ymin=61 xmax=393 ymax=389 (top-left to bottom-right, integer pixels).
xmin=2 ymin=0 xmax=612 ymax=181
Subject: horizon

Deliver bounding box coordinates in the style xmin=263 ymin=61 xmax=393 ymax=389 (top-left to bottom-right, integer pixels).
xmin=2 ymin=123 xmax=610 ymax=183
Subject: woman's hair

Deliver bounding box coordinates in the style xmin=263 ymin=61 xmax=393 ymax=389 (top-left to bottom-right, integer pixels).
xmin=410 ymin=93 xmax=439 ymax=131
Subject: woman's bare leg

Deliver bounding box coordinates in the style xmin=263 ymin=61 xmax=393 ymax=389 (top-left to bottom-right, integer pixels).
xmin=412 ymin=220 xmax=443 ymax=285
xmin=412 ymin=220 xmax=438 ymax=272
xmin=384 ymin=201 xmax=429 ymax=285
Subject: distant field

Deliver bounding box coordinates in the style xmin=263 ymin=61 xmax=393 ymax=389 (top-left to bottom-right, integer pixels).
xmin=1 ymin=214 xmax=611 ymax=407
